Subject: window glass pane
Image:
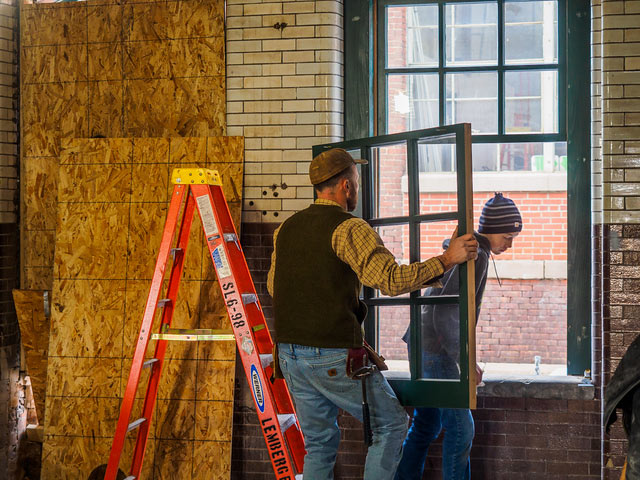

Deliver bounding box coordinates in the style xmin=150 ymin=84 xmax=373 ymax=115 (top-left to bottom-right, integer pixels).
xmin=372 ymin=143 xmax=409 ymax=218
xmin=417 ymin=140 xmax=459 ymax=215
xmin=446 ymin=72 xmax=498 ymax=133
xmin=387 ymin=74 xmax=439 ymax=134
xmin=374 ymin=224 xmax=410 ymax=298
xmin=378 ymin=305 xmax=412 ymax=373
xmin=505 ymin=0 xmax=558 ymax=65
xmin=387 ymin=5 xmax=439 ymax=68
xmin=446 ymin=2 xmax=498 ymax=66
xmin=415 ymin=219 xmax=464 ymax=381
xmin=419 ymin=219 xmax=458 ymax=262
xmin=349 ymin=149 xmax=364 ymax=218
xmin=471 ymin=142 xmax=566 ymax=172
xmin=505 ymin=70 xmax=558 ymax=133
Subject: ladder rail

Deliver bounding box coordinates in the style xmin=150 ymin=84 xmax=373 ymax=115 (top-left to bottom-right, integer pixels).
xmin=129 ymin=189 xmax=197 ymax=477
xmin=105 ymin=184 xmax=188 ymax=480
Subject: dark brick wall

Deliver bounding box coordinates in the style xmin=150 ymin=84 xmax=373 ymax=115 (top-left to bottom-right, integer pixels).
xmin=231 ymin=222 xmax=602 ymax=479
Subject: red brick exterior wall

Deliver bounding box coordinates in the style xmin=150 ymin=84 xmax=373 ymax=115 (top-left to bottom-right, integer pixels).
xmin=478 ymin=279 xmax=567 ymax=364
xmin=376 ymin=185 xmax=569 ymax=364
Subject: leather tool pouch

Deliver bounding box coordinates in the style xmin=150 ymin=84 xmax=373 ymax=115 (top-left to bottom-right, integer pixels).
xmin=271 ymin=344 xmax=284 ymax=380
xmin=364 ymin=341 xmax=389 ymax=371
xmin=346 ymin=347 xmax=369 ymax=379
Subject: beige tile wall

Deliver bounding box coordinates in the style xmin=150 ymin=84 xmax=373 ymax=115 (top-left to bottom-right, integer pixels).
xmin=599 ymin=0 xmax=640 ymax=223
xmin=225 ymin=0 xmax=344 ymax=223
xmin=592 ymin=0 xmax=603 ymax=225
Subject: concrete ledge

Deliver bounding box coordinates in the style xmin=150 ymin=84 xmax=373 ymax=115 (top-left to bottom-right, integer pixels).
xmin=383 ymin=371 xmax=595 ymax=401
xmin=479 ymin=375 xmax=595 ymax=401
xmin=487 ymin=260 xmax=567 ymax=280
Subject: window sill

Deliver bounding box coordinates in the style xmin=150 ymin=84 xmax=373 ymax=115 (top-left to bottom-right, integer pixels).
xmin=478 ymin=374 xmax=595 ymax=401
xmin=383 ymin=371 xmax=595 ymax=401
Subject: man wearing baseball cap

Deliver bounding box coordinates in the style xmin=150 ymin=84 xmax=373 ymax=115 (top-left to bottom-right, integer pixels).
xmin=396 ymin=192 xmax=523 ymax=480
xmin=267 ymin=148 xmax=479 ymax=479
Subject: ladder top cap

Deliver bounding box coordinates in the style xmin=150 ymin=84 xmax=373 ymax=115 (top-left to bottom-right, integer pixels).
xmin=171 ymin=168 xmax=222 ymax=186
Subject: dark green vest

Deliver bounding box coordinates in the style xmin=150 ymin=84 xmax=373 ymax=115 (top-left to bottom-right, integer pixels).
xmin=273 ymin=204 xmax=367 ymax=348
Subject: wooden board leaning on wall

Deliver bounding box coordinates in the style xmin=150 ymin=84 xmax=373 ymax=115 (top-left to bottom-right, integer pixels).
xmin=42 ymin=137 xmax=243 ymax=479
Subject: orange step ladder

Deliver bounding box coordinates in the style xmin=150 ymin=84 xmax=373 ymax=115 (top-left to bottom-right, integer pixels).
xmin=105 ymin=168 xmax=305 ymax=480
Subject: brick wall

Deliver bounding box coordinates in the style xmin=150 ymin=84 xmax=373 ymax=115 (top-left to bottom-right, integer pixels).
xmin=0 ymin=0 xmax=19 ymax=479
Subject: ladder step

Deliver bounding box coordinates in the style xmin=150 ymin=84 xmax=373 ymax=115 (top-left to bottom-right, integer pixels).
xmin=157 ymin=299 xmax=171 ymax=308
xmin=224 ymin=233 xmax=241 ymax=250
xmin=259 ymin=353 xmax=273 ymax=369
xmin=277 ymin=413 xmax=297 ymax=433
xmin=143 ymin=358 xmax=159 ymax=369
xmin=127 ymin=418 xmax=146 ymax=432
xmin=242 ymin=293 xmax=257 ymax=304
xmin=242 ymin=293 xmax=262 ymax=312
xmin=151 ymin=328 xmax=235 ymax=342
xmin=124 ymin=477 xmax=136 ymax=480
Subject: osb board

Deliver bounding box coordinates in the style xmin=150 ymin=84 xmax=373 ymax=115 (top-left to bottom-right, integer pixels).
xmin=20 ymin=0 xmax=226 ymax=291
xmin=42 ymin=137 xmax=242 ymax=479
xmin=12 ymin=289 xmax=49 ymax=420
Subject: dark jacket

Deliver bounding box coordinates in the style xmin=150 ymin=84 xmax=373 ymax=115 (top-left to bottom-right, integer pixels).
xmin=403 ymin=233 xmax=491 ymax=361
xmin=273 ymin=204 xmax=367 ymax=348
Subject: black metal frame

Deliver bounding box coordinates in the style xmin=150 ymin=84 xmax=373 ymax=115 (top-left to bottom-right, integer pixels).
xmin=377 ymin=0 xmax=566 ymax=143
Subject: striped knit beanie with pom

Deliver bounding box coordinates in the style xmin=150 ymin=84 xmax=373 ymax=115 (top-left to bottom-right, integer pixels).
xmin=478 ymin=192 xmax=523 ymax=234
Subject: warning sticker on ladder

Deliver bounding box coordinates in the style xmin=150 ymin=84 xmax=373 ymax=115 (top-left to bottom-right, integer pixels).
xmin=212 ymin=246 xmax=232 ymax=279
xmin=196 ymin=195 xmax=219 ymax=237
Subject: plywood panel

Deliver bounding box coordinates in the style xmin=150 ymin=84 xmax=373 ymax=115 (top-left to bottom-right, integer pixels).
xmin=21 ymin=44 xmax=87 ymax=84
xmin=88 ymin=43 xmax=123 ymax=81
xmin=12 ymin=289 xmax=49 ymax=419
xmin=88 ymin=80 xmax=125 ymax=138
xmin=21 ymin=3 xmax=87 ymax=47
xmin=21 ymin=0 xmax=227 ymax=292
xmin=41 ymin=437 xmax=112 ymax=480
xmin=192 ymin=442 xmax=232 ymax=479
xmin=23 ymin=157 xmax=59 ymax=231
xmin=49 ymin=279 xmax=125 ymax=358
xmin=123 ymin=76 xmax=226 ymax=137
xmin=45 ymin=137 xmax=242 ymax=476
xmin=54 ymin=203 xmax=130 ymax=280
xmin=22 ymin=82 xmax=89 ymax=158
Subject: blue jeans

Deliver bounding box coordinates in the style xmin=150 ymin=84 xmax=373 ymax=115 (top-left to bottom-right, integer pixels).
xmin=395 ymin=352 xmax=474 ymax=480
xmin=278 ymin=343 xmax=409 ymax=480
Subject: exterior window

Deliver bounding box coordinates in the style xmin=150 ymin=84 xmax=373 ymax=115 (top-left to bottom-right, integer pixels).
xmin=372 ymin=0 xmax=590 ymax=379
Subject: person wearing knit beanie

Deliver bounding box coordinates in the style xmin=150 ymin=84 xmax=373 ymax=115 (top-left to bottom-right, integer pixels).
xmin=478 ymin=192 xmax=522 ymax=255
xmin=395 ymin=192 xmax=522 ymax=480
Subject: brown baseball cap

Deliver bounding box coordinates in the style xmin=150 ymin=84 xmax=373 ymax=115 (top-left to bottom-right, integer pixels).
xmin=309 ymin=148 xmax=368 ymax=185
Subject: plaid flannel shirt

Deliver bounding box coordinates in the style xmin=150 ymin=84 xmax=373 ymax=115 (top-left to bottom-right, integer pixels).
xmin=267 ymin=199 xmax=444 ymax=297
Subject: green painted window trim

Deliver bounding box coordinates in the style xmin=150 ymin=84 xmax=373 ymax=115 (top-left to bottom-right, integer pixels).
xmin=344 ymin=0 xmax=591 ymax=381
xmin=313 ymin=124 xmax=477 ymax=408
